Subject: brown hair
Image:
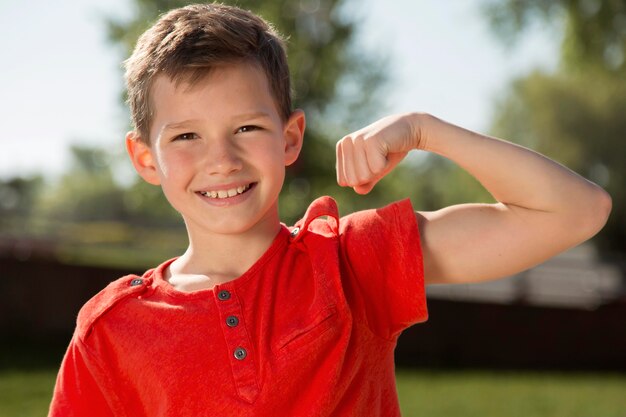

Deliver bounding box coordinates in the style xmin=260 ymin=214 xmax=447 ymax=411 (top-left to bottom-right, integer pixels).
xmin=124 ymin=3 xmax=292 ymax=143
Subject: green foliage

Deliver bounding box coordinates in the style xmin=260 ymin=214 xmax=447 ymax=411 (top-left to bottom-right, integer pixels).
xmin=483 ymin=0 xmax=626 ymax=73
xmin=36 ymin=146 xmax=127 ymax=223
xmin=0 ymin=176 xmax=44 ymax=244
xmin=0 ymin=176 xmax=43 ymax=218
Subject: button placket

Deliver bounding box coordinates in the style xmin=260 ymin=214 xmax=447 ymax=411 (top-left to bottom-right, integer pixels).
xmin=214 ymin=287 xmax=259 ymax=403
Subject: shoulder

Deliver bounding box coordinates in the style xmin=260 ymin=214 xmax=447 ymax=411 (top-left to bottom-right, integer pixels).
xmin=339 ymin=198 xmax=415 ymax=236
xmin=290 ymin=196 xmax=420 ymax=261
xmin=338 ymin=198 xmax=421 ymax=267
xmin=290 ymin=196 xmax=417 ymax=240
xmin=290 ymin=196 xmax=339 ymax=240
xmin=76 ymin=270 xmax=155 ymax=342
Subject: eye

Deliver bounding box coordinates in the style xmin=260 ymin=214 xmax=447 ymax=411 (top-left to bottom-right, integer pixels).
xmin=173 ymin=132 xmax=198 ymax=141
xmin=236 ymin=125 xmax=260 ymax=133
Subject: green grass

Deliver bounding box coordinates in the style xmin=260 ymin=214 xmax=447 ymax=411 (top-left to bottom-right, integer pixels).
xmin=2 ymin=368 xmax=625 ymax=417
xmin=396 ymin=369 xmax=626 ymax=417
xmin=0 ymin=369 xmax=57 ymax=417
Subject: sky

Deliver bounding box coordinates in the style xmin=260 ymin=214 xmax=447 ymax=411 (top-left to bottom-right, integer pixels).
xmin=0 ymin=0 xmax=559 ymax=180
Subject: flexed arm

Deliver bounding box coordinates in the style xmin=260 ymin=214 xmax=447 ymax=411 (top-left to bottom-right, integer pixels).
xmin=336 ymin=113 xmax=612 ymax=284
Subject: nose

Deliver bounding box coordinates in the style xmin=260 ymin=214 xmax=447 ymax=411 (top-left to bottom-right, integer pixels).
xmin=204 ymin=137 xmax=243 ymax=176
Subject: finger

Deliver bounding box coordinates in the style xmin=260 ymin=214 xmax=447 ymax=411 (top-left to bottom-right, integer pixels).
xmin=364 ymin=136 xmax=388 ymax=177
xmin=336 ymin=140 xmax=345 ymax=186
xmin=340 ymin=137 xmax=357 ymax=186
xmin=354 ymin=181 xmax=376 ymax=195
xmin=351 ymin=136 xmax=375 ymax=186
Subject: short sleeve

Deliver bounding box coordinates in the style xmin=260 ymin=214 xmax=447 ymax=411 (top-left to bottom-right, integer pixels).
xmin=48 ymin=335 xmax=122 ymax=417
xmin=339 ymin=199 xmax=428 ymax=340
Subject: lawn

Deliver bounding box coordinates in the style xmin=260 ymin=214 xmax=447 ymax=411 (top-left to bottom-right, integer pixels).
xmin=0 ymin=369 xmax=58 ymax=417
xmin=2 ymin=368 xmax=625 ymax=416
xmin=396 ymin=369 xmax=626 ymax=417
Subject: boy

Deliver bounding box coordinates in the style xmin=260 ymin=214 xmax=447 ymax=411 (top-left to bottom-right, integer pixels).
xmin=48 ymin=3 xmax=611 ymax=417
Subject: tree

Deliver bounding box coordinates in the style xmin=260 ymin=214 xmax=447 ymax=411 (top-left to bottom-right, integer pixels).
xmin=0 ymin=176 xmax=43 ymax=237
xmin=483 ymin=0 xmax=626 ymax=74
xmin=36 ymin=146 xmax=127 ymax=223
xmin=482 ymin=0 xmax=626 ymax=258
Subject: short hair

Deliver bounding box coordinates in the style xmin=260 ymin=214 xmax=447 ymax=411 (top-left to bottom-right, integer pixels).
xmin=124 ymin=3 xmax=292 ymax=143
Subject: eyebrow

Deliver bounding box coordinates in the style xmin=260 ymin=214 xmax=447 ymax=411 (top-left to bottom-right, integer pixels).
xmin=161 ymin=119 xmax=202 ymax=132
xmin=232 ymin=111 xmax=273 ymax=123
xmin=161 ymin=112 xmax=272 ymax=133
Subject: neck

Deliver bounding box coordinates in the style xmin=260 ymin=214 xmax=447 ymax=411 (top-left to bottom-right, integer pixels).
xmin=169 ymin=215 xmax=282 ymax=287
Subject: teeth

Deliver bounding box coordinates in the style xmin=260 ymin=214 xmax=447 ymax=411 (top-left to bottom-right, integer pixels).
xmin=201 ymin=184 xmax=250 ymax=199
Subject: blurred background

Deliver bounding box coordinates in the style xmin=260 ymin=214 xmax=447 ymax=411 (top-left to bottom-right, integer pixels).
xmin=1 ymin=0 xmax=625 ymax=416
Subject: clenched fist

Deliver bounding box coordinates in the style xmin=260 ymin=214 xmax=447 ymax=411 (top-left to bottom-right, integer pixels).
xmin=336 ymin=113 xmax=425 ymax=194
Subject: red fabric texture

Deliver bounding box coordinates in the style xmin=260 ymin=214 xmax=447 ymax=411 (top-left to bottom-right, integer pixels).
xmin=48 ymin=196 xmax=428 ymax=417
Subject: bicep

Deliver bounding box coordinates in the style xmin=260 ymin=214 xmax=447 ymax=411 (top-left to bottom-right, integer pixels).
xmin=416 ymin=203 xmax=579 ymax=285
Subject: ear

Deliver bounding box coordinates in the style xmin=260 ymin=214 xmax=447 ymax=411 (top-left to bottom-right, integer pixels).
xmin=283 ymin=109 xmax=306 ymax=166
xmin=125 ymin=131 xmax=161 ymax=185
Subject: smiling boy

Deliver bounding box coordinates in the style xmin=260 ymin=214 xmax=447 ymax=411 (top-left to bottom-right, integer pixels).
xmin=48 ymin=3 xmax=611 ymax=417
xmin=134 ymin=63 xmax=302 ymax=288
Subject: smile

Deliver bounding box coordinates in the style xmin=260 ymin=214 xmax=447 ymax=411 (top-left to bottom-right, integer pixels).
xmin=198 ymin=184 xmax=252 ymax=199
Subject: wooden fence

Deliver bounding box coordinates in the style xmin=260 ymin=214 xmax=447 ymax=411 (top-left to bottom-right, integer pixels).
xmin=1 ymin=255 xmax=625 ymax=370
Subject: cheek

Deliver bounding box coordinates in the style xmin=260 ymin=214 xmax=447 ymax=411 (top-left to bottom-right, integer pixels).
xmin=156 ymin=151 xmax=197 ymax=213
xmin=264 ymin=148 xmax=287 ymax=189
xmin=256 ymin=147 xmax=287 ymax=182
xmin=249 ymin=138 xmax=286 ymax=164
xmin=156 ymin=149 xmax=196 ymax=179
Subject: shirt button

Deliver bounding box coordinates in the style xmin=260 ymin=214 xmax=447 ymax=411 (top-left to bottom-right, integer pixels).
xmin=290 ymin=227 xmax=300 ymax=237
xmin=217 ymin=290 xmax=231 ymax=301
xmin=226 ymin=315 xmax=239 ymax=327
xmin=130 ymin=278 xmax=143 ymax=286
xmin=234 ymin=347 xmax=247 ymax=360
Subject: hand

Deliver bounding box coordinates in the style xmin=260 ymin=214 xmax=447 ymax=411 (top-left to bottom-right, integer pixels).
xmin=336 ymin=113 xmax=423 ymax=194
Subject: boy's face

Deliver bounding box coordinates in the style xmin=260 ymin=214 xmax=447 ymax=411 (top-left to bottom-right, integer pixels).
xmin=127 ymin=63 xmax=305 ymax=237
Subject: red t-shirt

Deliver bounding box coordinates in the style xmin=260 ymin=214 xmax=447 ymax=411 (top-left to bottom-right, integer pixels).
xmin=49 ymin=196 xmax=428 ymax=417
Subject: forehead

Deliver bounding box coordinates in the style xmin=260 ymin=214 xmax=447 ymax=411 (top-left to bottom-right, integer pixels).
xmin=149 ymin=63 xmax=280 ymax=136
xmin=152 ymin=62 xmax=273 ymax=107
